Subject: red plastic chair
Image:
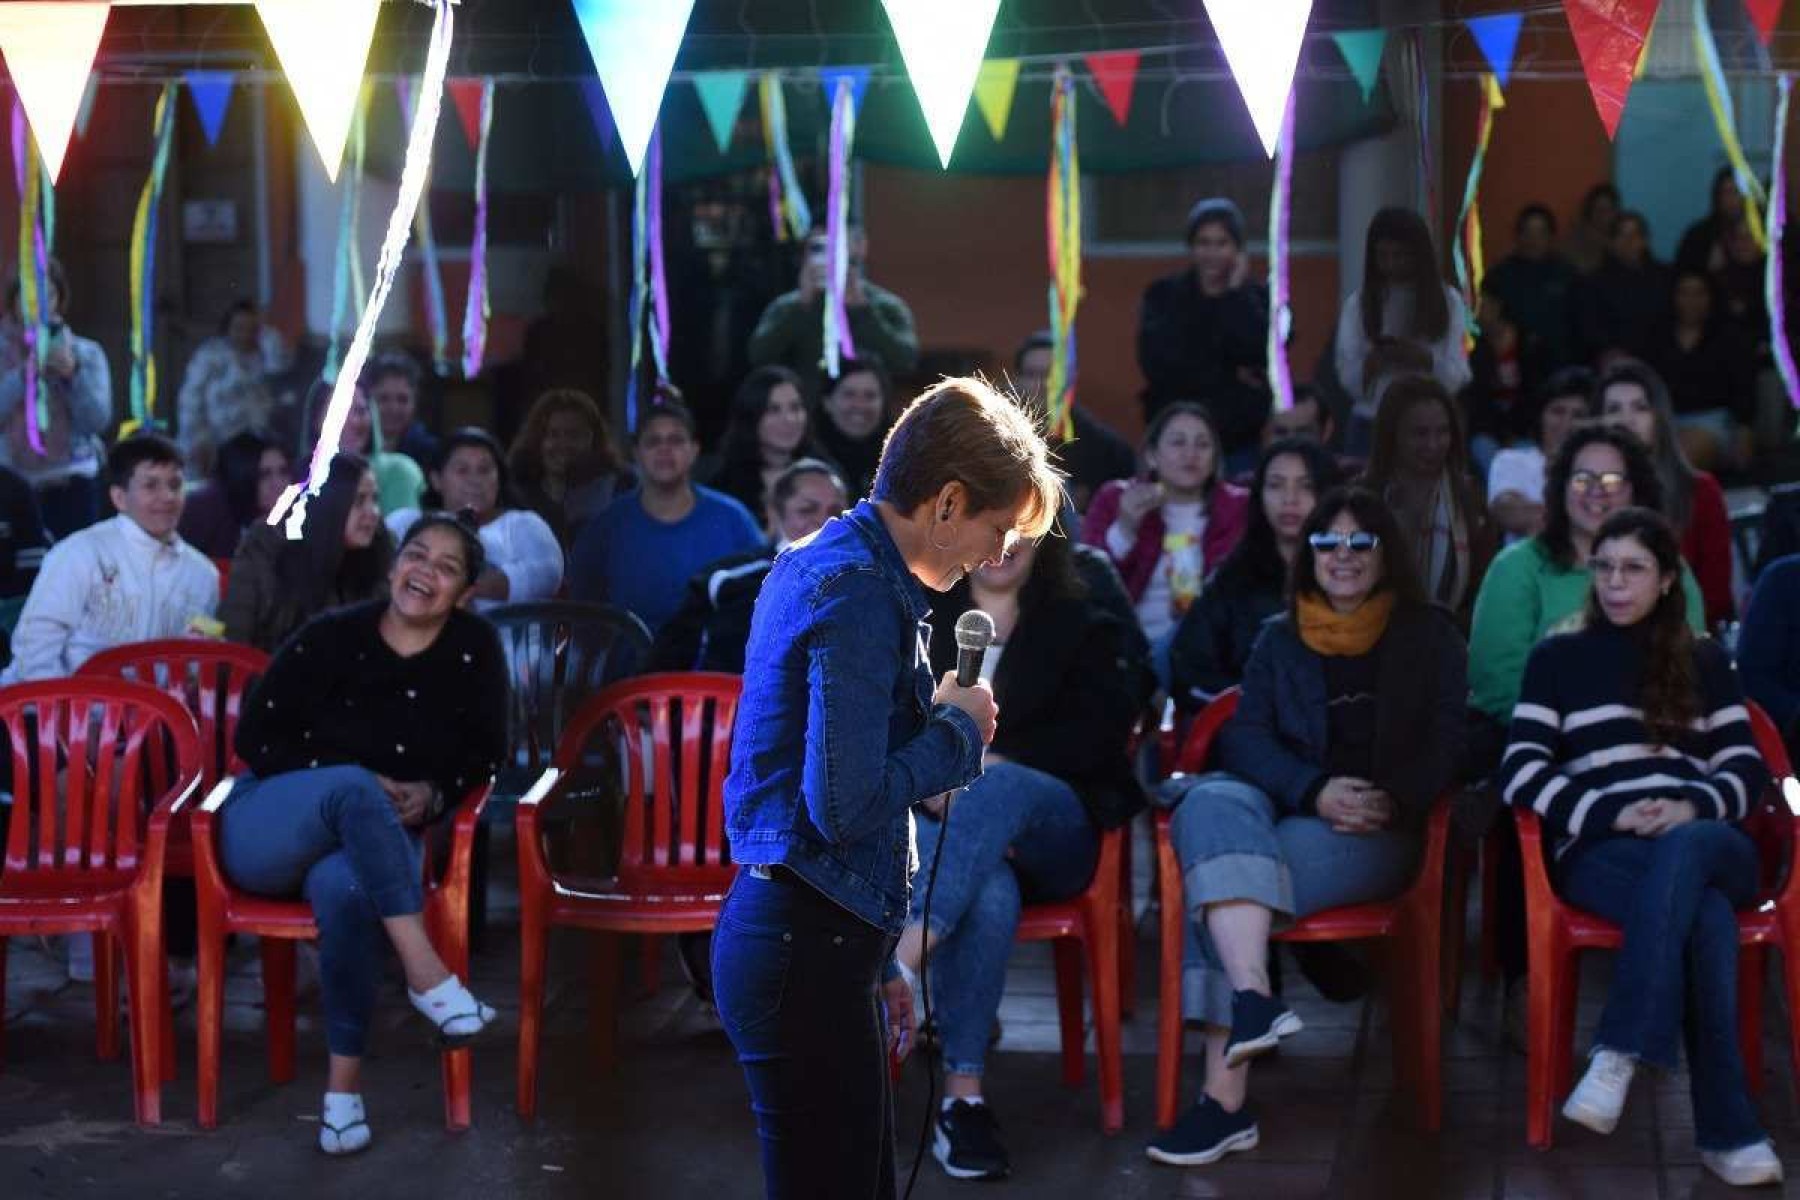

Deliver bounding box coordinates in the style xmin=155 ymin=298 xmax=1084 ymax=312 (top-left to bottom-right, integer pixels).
xmin=189 ymin=775 xmax=493 ymax=1131
xmin=0 ymin=679 xmax=203 ymax=1125
xmin=1153 ymin=689 xmax=1449 ymax=1132
xmin=1014 ymin=822 xmax=1128 ymax=1133
xmin=515 ymin=672 xmax=741 ymax=1118
xmin=1516 ymin=701 xmax=1798 ymax=1148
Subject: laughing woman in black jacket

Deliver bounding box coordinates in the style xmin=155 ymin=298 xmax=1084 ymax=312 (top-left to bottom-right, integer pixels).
xmin=892 ymin=531 xmax=1145 ymax=1181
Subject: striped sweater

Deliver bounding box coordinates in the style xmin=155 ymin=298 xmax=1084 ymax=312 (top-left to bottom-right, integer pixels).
xmin=1499 ymin=620 xmax=1769 ymax=857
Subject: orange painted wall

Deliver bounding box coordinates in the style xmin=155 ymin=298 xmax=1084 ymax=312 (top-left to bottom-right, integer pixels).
xmin=863 ymin=164 xmax=1337 ymax=441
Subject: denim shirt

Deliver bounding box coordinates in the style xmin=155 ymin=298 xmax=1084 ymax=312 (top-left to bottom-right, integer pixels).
xmin=724 ymin=500 xmax=984 ymax=933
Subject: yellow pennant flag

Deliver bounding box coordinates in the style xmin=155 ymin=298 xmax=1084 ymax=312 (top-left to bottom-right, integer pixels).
xmin=974 ymin=59 xmax=1023 ymax=142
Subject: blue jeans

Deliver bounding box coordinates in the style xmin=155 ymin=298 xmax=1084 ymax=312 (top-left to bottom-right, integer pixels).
xmin=1558 ymin=823 xmax=1765 ymax=1152
xmin=218 ymin=766 xmax=424 ymax=1057
xmin=1170 ymin=772 xmax=1419 ymax=1026
xmin=910 ymin=762 xmax=1099 ymax=1076
xmin=713 ymin=869 xmax=897 ymax=1200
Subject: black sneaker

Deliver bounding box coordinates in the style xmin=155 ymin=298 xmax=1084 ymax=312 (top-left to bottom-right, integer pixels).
xmin=934 ymin=1099 xmax=1010 ymax=1180
xmin=1222 ymin=989 xmax=1302 ymax=1068
xmin=1146 ymin=1096 xmax=1259 ymax=1166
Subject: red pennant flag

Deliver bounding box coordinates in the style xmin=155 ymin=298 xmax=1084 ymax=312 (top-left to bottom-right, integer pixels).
xmin=1084 ymin=50 xmax=1141 ymax=127
xmin=448 ymin=77 xmax=486 ymax=150
xmin=1746 ymin=0 xmax=1783 ymax=47
xmin=1562 ymin=0 xmax=1658 ymax=139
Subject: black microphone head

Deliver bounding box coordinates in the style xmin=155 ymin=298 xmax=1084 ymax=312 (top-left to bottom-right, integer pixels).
xmin=954 ymin=609 xmax=996 ymax=653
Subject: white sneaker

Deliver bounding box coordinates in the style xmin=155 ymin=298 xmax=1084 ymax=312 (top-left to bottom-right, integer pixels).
xmin=167 ymin=960 xmax=198 ymax=1010
xmin=1702 ymin=1141 xmax=1785 ymax=1187
xmin=1562 ymin=1048 xmax=1635 ymax=1135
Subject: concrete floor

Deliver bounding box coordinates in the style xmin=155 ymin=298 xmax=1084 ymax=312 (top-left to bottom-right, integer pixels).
xmin=4 ymin=828 xmax=1800 ymax=1199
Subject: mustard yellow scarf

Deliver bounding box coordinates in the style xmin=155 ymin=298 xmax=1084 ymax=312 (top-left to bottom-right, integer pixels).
xmin=1296 ymin=591 xmax=1395 ymax=657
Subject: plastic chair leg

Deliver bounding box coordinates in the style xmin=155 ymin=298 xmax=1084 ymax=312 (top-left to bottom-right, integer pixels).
xmin=441 ymin=1045 xmax=472 ymax=1132
xmin=1154 ymin=831 xmax=1187 ymax=1131
xmin=123 ymin=937 xmax=161 ymax=1125
xmin=1525 ymin=938 xmax=1571 ymax=1149
xmin=261 ymin=939 xmax=297 ymax=1083
xmin=95 ymin=930 xmax=121 ymax=1062
xmin=1084 ymin=900 xmax=1124 ymax=1134
xmin=1739 ymin=945 xmax=1766 ymax=1096
xmin=196 ymin=926 xmax=227 ymax=1129
xmin=516 ymin=910 xmax=548 ymax=1118
xmin=1051 ymin=938 xmax=1086 ymax=1089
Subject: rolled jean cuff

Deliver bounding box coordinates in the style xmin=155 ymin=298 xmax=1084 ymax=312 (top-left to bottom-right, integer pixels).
xmin=1183 ymin=853 xmax=1296 ymax=926
xmin=326 ymin=1017 xmax=371 ymax=1058
xmin=942 ymin=1059 xmax=986 ymax=1080
xmin=1181 ymin=962 xmax=1236 ymax=1029
xmin=368 ymin=875 xmax=424 ymax=919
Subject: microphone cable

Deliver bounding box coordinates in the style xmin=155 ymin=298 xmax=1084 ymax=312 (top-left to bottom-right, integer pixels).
xmin=900 ymin=790 xmax=952 ymax=1200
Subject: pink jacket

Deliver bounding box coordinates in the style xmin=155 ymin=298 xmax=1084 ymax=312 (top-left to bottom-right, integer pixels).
xmin=1080 ymin=478 xmax=1249 ymax=602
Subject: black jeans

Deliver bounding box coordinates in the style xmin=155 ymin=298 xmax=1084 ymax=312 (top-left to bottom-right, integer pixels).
xmin=712 ymin=869 xmax=897 ymax=1200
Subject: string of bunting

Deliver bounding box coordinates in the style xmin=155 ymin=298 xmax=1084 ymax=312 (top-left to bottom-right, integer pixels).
xmin=821 ymin=74 xmax=859 ymax=379
xmin=460 ymin=77 xmax=494 ymax=379
xmin=11 ymin=101 xmax=51 ymax=456
xmin=1044 ymin=64 xmax=1080 ymax=441
xmin=1452 ymin=74 xmax=1505 ymax=351
xmin=1768 ymin=74 xmax=1800 ymax=413
xmin=1694 ymin=0 xmax=1768 ymax=249
xmin=1266 ymin=86 xmax=1297 ymax=413
xmin=760 ymin=74 xmax=811 ymax=241
xmin=125 ymin=82 xmax=176 ymax=436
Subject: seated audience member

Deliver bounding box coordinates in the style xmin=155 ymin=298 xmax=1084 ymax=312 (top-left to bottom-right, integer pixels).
xmin=177 ymin=299 xmax=276 ymax=476
xmin=1012 ymin=330 xmax=1137 ymax=513
xmin=1674 ymin=166 xmax=1746 ymax=274
xmin=302 ymin=379 xmax=425 ymax=515
xmin=0 ymin=459 xmax=48 ymax=605
xmin=9 ymin=433 xmax=218 ymax=682
xmin=1149 ymin=487 xmax=1465 ymax=1167
xmin=1647 ymin=270 xmax=1756 ymax=472
xmin=364 ymin=351 xmax=439 ymax=471
xmin=1500 ymin=507 xmax=1780 ymax=1188
xmin=812 ymin=356 xmax=893 ymax=500
xmin=747 ymin=225 xmax=919 ymax=395
xmin=651 ymin=459 xmax=848 ymax=674
xmin=1565 ymin=183 xmax=1621 ymax=276
xmin=570 ymin=402 xmax=763 ymax=634
xmin=1261 ymin=385 xmax=1335 ymax=448
xmin=1593 ymin=360 xmax=1734 ymax=628
xmin=1576 ymin=212 xmax=1673 ymax=364
xmin=385 ymin=428 xmax=562 ymax=613
xmin=1482 ymin=204 xmax=1580 ymax=371
xmin=1169 ymin=437 xmax=1340 ymax=712
xmin=1752 ymin=482 xmax=1800 ymax=580
xmin=1137 ymin=198 xmax=1272 ymax=468
xmin=1081 ymin=403 xmax=1248 ymax=656
xmin=1464 ymin=282 xmax=1546 ymax=473
xmin=1487 ymin=368 xmax=1594 ymax=542
xmin=1334 ymin=208 xmax=1471 ymax=452
xmin=706 ymin=365 xmax=832 ymax=517
xmin=221 ymin=453 xmax=392 ymax=652
xmin=1712 ymin=215 xmax=1771 ymax=351
xmin=1358 ymin=375 xmax=1495 ymax=625
xmin=1737 ymin=553 xmax=1800 ymax=760
xmin=1469 ymin=425 xmax=1705 ymax=725
xmin=507 ymin=388 xmax=630 ymax=546
xmin=0 ymin=259 xmax=113 ymax=538
xmin=223 ymin=512 xmax=506 ymax=1157
xmin=896 ymin=531 xmax=1143 ymax=1181
xmin=178 ymin=430 xmax=291 ymax=559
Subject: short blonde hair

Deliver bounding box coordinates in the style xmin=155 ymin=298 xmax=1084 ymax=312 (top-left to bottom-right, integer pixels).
xmin=872 ymin=376 xmax=1063 ymax=539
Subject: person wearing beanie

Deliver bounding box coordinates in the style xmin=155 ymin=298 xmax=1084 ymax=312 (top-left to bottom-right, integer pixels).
xmin=1137 ymin=197 xmax=1274 ymax=475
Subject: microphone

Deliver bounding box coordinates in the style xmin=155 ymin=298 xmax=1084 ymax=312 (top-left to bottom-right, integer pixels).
xmin=954 ymin=609 xmax=996 ymax=688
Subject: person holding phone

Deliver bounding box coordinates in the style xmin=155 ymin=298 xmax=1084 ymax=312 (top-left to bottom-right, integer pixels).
xmin=747 ymin=225 xmax=919 ymax=396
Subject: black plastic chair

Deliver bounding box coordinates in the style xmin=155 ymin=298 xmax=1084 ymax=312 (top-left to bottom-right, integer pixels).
xmin=477 ymin=601 xmax=653 ymax=943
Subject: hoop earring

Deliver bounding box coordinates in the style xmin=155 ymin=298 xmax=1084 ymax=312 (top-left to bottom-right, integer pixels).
xmin=929 ymin=522 xmax=957 ymax=551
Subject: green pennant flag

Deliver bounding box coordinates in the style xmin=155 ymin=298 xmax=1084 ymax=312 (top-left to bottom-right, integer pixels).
xmin=693 ymin=71 xmax=751 ymax=154
xmin=1331 ymin=29 xmax=1388 ymax=104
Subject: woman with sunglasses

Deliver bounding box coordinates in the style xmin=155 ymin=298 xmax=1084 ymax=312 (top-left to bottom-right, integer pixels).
xmin=1149 ymin=487 xmax=1466 ymax=1168
xmin=1499 ymin=507 xmax=1777 ymax=1187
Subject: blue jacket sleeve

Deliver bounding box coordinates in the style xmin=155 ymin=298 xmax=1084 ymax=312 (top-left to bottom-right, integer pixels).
xmin=1216 ymin=626 xmax=1327 ymax=813
xmin=1739 ymin=559 xmax=1800 ymax=733
xmin=800 ymin=571 xmax=983 ymax=845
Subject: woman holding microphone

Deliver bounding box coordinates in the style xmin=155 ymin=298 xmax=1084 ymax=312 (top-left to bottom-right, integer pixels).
xmin=715 ymin=378 xmax=1063 ymax=1199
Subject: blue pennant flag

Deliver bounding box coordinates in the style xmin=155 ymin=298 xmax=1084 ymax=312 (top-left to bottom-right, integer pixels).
xmin=183 ymin=70 xmax=236 ymax=147
xmin=1466 ymin=12 xmax=1524 ymax=89
xmin=819 ymin=67 xmax=871 ymax=118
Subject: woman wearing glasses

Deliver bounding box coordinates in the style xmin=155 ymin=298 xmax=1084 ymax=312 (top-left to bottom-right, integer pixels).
xmin=1149 ymin=487 xmax=1466 ymax=1167
xmin=1499 ymin=507 xmax=1777 ymax=1187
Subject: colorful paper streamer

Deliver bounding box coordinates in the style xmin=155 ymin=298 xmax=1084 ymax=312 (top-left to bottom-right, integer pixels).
xmin=818 ymin=67 xmax=871 ymax=120
xmin=125 ymin=83 xmax=177 ymax=437
xmin=1693 ymin=0 xmax=1768 ymax=249
xmin=624 ymin=127 xmax=671 ymax=432
xmin=759 ymin=75 xmax=811 ymax=241
xmin=1767 ymin=74 xmax=1799 ymax=413
xmin=460 ymin=78 xmax=494 ymax=379
xmin=1267 ymin=86 xmax=1297 ymax=413
xmin=323 ymin=85 xmax=372 ymax=383
xmin=395 ymin=76 xmax=451 ymax=375
xmin=269 ymin=0 xmax=453 ymax=539
xmin=822 ymin=76 xmax=859 ymax=379
xmin=11 ymin=100 xmax=48 ymax=455
xmin=1044 ymin=66 xmax=1081 ymax=440
xmin=1453 ymin=75 xmax=1505 ymax=351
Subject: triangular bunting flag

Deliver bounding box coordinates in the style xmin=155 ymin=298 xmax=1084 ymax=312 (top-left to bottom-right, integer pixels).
xmin=819 ymin=67 xmax=872 ymax=119
xmin=1747 ymin=0 xmax=1783 ymax=48
xmin=184 ymin=70 xmax=236 ymax=147
xmin=973 ymin=59 xmax=1022 ymax=142
xmin=694 ymin=71 xmax=751 ymax=154
xmin=448 ymin=78 xmax=486 ymax=151
xmin=570 ymin=0 xmax=696 ymax=176
xmin=1084 ymin=50 xmax=1142 ymax=126
xmin=1205 ymin=0 xmax=1314 ymax=158
xmin=74 ymin=73 xmax=101 ymax=140
xmin=1330 ymin=30 xmax=1388 ymax=103
xmin=881 ymin=0 xmax=1002 ymax=168
xmin=1465 ymin=13 xmax=1524 ymax=89
xmin=0 ymin=2 xmax=111 ymax=182
xmin=1562 ymin=0 xmax=1658 ymax=139
xmin=579 ymin=77 xmax=617 ymax=151
xmin=256 ymin=0 xmax=382 ymax=182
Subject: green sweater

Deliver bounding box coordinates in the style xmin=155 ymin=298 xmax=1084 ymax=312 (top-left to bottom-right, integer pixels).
xmin=1468 ymin=536 xmax=1707 ymax=719
xmin=747 ymin=283 xmax=919 ymax=389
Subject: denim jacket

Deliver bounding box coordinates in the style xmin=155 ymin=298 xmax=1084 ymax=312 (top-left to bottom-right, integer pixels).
xmin=724 ymin=500 xmax=985 ymax=934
